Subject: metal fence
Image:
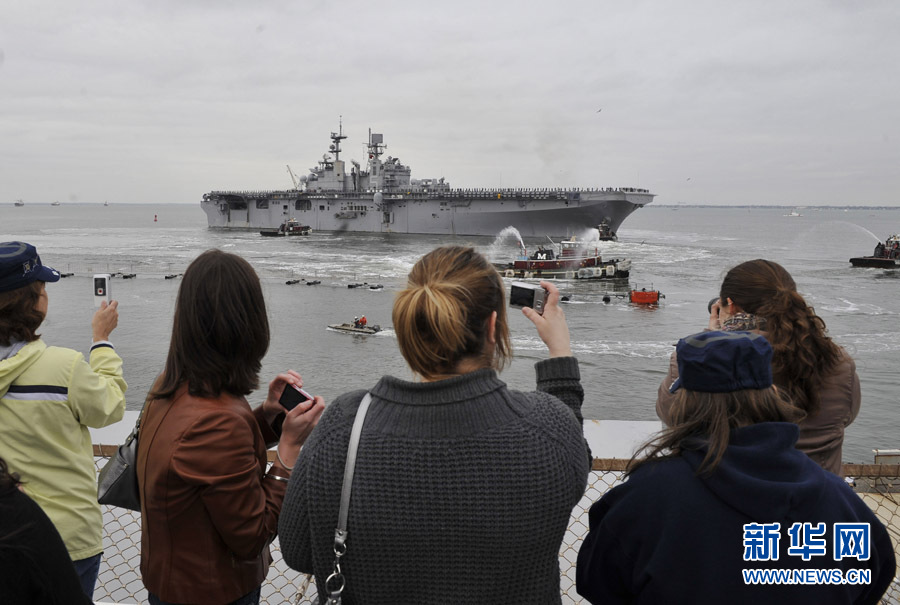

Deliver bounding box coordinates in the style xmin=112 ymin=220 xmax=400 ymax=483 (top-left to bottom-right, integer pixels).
xmin=92 ymin=455 xmax=900 ymax=604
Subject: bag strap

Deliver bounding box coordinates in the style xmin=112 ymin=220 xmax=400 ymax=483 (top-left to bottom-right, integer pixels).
xmin=325 ymin=392 xmax=373 ymax=604
xmin=125 ymin=396 xmax=150 ymax=444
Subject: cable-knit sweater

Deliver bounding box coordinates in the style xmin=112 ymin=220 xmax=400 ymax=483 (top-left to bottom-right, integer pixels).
xmin=278 ymin=356 xmax=590 ymax=605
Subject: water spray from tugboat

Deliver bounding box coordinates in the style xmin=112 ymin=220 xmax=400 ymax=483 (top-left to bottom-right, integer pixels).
xmin=487 ymin=226 xmax=528 ymax=262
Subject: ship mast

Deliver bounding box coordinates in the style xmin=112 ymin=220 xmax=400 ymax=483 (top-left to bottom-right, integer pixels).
xmin=329 ymin=116 xmax=347 ymax=162
xmin=367 ymin=128 xmax=386 ymax=161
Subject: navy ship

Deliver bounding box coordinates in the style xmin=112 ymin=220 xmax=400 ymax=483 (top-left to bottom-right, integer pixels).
xmin=201 ymin=124 xmax=655 ymax=238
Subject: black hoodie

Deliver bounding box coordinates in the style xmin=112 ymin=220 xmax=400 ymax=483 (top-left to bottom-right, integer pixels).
xmin=576 ymin=422 xmax=895 ymax=604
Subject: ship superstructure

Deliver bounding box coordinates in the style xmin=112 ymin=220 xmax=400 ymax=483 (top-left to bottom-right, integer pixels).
xmin=201 ymin=123 xmax=655 ymax=238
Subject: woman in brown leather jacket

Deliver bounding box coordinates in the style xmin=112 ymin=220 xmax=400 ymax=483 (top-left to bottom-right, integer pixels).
xmin=136 ymin=250 xmax=325 ymax=605
xmin=657 ymin=259 xmax=860 ymax=475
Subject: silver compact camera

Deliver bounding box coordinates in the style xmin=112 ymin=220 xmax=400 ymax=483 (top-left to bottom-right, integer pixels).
xmin=509 ymin=281 xmax=548 ymax=315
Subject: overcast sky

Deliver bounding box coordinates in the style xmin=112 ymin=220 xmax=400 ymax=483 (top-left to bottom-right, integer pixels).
xmin=2 ymin=0 xmax=898 ymax=206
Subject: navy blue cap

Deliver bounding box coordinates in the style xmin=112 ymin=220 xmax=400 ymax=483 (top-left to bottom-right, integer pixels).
xmin=669 ymin=330 xmax=773 ymax=393
xmin=0 ymin=242 xmax=60 ymax=293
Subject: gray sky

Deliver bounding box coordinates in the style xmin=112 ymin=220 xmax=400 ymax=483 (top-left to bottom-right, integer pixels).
xmin=2 ymin=0 xmax=898 ymax=206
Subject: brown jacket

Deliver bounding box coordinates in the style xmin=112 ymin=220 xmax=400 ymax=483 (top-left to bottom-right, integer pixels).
xmin=656 ymin=338 xmax=860 ymax=475
xmin=136 ymin=387 xmax=289 ymax=604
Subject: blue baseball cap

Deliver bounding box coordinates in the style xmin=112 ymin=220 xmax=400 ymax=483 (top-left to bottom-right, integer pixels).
xmin=669 ymin=330 xmax=773 ymax=393
xmin=0 ymin=242 xmax=61 ymax=293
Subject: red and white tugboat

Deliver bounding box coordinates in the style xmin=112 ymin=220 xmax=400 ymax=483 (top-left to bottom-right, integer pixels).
xmin=850 ymin=234 xmax=900 ymax=268
xmin=494 ymin=236 xmax=630 ymax=280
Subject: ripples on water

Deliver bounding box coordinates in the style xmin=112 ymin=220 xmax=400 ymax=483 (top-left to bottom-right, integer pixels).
xmin=3 ymin=203 xmax=898 ymax=462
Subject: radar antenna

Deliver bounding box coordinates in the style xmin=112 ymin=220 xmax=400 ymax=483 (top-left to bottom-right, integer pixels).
xmin=366 ymin=128 xmax=386 ymax=161
xmin=329 ymin=115 xmax=347 ymax=162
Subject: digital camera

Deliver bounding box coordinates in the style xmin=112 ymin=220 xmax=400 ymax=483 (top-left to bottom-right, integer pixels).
xmin=279 ymin=384 xmax=314 ymax=411
xmin=93 ymin=274 xmax=111 ymax=308
xmin=509 ymin=282 xmax=548 ymax=315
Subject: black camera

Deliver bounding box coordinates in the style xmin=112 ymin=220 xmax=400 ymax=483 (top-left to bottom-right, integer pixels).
xmin=708 ymin=297 xmax=720 ymax=314
xmin=279 ymin=384 xmax=314 ymax=411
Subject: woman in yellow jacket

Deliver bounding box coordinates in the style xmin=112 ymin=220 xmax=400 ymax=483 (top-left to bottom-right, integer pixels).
xmin=0 ymin=241 xmax=127 ymax=600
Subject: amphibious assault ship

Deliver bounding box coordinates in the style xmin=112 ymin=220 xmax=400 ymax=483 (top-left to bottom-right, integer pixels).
xmin=200 ymin=124 xmax=655 ymax=238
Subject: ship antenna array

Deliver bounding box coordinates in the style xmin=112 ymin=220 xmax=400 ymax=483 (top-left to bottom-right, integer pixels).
xmin=330 ymin=115 xmax=347 ymax=162
xmin=366 ymin=127 xmax=386 ymax=160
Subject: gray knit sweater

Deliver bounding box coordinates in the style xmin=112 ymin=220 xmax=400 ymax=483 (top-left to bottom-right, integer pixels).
xmin=278 ymin=356 xmax=590 ymax=605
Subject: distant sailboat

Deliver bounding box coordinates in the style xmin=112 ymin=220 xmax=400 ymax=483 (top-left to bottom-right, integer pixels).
xmin=14 ymin=199 xmax=25 ymax=207
xmin=104 ymin=200 xmax=109 ymax=207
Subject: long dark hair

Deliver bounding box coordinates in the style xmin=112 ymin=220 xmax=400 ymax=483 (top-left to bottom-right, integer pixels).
xmin=152 ymin=250 xmax=270 ymax=400
xmin=629 ymin=387 xmax=804 ymax=477
xmin=393 ymin=246 xmax=511 ymax=380
xmin=720 ymin=259 xmax=842 ymax=414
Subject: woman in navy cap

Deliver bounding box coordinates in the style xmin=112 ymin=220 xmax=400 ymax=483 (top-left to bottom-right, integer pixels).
xmin=0 ymin=241 xmax=127 ymax=600
xmin=577 ymin=331 xmax=895 ymax=605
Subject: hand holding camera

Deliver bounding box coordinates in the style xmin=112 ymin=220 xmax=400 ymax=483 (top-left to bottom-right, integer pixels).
xmin=515 ymin=280 xmax=572 ymax=358
xmin=263 ymin=371 xmax=326 ymax=470
xmin=90 ymin=274 xmax=119 ymax=341
xmin=707 ymin=297 xmax=724 ymax=331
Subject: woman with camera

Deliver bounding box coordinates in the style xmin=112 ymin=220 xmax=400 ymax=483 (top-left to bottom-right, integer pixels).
xmin=0 ymin=241 xmax=126 ymax=599
xmin=579 ymin=331 xmax=894 ymax=604
xmin=136 ymin=249 xmax=325 ymax=605
xmin=278 ymin=245 xmax=590 ymax=604
xmin=657 ymin=259 xmax=859 ymax=474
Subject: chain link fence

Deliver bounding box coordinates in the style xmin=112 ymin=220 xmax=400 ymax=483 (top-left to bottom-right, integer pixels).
xmin=92 ymin=455 xmax=899 ymax=604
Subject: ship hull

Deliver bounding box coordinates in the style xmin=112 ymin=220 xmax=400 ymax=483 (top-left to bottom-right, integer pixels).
xmin=850 ymin=256 xmax=899 ymax=268
xmin=201 ymin=189 xmax=653 ymax=239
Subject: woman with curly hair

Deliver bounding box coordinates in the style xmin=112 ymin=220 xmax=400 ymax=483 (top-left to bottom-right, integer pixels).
xmin=657 ymin=259 xmax=859 ymax=474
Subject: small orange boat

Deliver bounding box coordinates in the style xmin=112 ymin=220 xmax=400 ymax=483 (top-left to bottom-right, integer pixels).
xmin=629 ymin=288 xmax=663 ymax=305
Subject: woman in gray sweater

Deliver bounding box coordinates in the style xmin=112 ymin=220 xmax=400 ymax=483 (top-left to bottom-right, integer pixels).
xmin=279 ymin=245 xmax=590 ymax=604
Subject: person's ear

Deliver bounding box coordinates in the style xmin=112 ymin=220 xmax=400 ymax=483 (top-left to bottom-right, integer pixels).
xmin=486 ymin=311 xmax=497 ymax=345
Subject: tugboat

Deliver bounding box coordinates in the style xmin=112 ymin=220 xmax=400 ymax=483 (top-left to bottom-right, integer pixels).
xmin=596 ymin=221 xmax=617 ymax=241
xmin=14 ymin=199 xmax=24 ymax=207
xmin=494 ymin=236 xmax=630 ymax=280
xmin=260 ymin=218 xmax=311 ymax=237
xmin=850 ymin=234 xmax=900 ymax=268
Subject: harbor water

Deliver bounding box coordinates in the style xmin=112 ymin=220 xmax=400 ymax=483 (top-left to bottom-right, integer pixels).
xmin=2 ymin=203 xmax=898 ymax=463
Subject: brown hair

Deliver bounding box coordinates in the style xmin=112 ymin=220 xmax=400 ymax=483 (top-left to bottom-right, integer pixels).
xmin=152 ymin=250 xmax=270 ymax=400
xmin=719 ymin=259 xmax=842 ymax=414
xmin=393 ymin=246 xmax=511 ymax=380
xmin=0 ymin=282 xmax=44 ymax=346
xmin=629 ymin=387 xmax=804 ymax=476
